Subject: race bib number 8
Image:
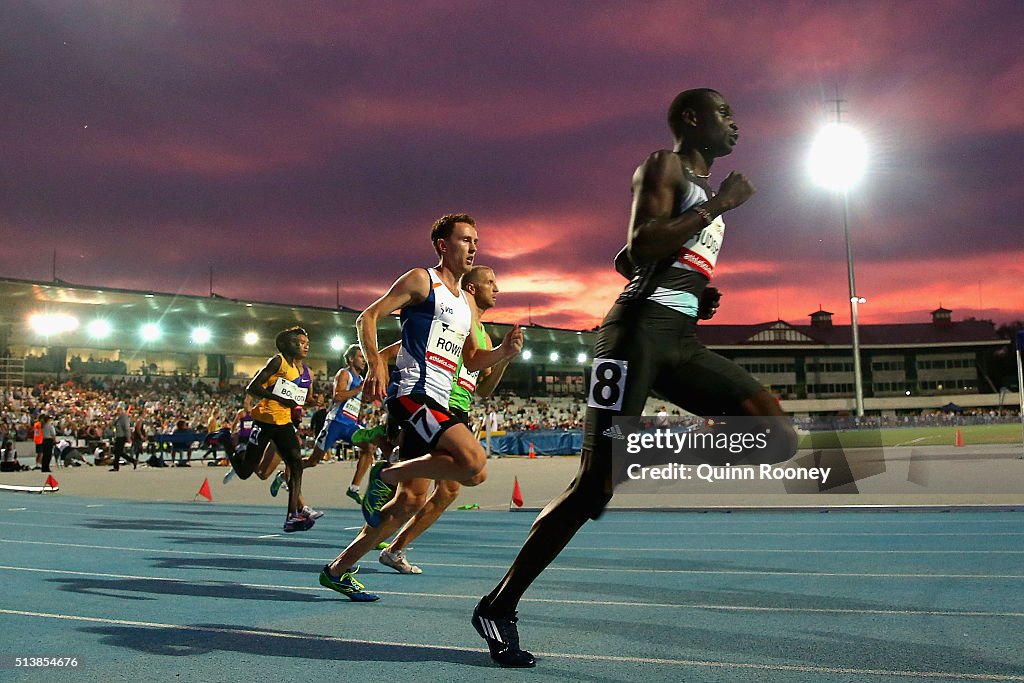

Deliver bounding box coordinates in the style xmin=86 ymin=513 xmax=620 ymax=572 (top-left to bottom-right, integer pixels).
xmin=587 ymin=358 xmax=628 ymax=411
xmin=272 ymin=378 xmax=308 ymax=406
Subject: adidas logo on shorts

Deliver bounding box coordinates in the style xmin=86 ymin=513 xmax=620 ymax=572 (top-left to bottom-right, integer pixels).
xmin=602 ymin=425 xmax=625 ymax=440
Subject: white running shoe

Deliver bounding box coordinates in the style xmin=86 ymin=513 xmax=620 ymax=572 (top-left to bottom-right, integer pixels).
xmin=222 ymin=467 xmax=236 ymax=484
xmin=379 ymin=549 xmax=422 ymax=574
xmin=301 ymin=505 xmax=324 ymax=520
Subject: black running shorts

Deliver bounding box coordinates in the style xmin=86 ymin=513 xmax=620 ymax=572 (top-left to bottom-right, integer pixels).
xmin=245 ymin=420 xmax=302 ymax=465
xmin=583 ymin=300 xmax=763 ymax=456
xmin=386 ymin=394 xmax=464 ymax=461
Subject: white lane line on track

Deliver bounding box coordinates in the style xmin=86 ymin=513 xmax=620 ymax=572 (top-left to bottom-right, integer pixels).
xmin=9 ymin=514 xmax=1024 ymax=538
xmin=1 ymin=525 xmax=1021 ymax=553
xmin=0 ymin=520 xmax=292 ymax=537
xmin=6 ymin=508 xmax=27 ymax=511
xmin=3 ymin=539 xmax=1024 ymax=579
xmin=553 ymin=530 xmax=1024 ymax=537
xmin=575 ymin=517 xmax=1024 ymax=525
xmin=6 ymin=505 xmax=1024 ymax=536
xmin=0 ymin=607 xmax=1021 ymax=680
xmin=2 ymin=564 xmax=1024 ymax=618
xmin=9 ymin=500 xmax=1023 ymax=523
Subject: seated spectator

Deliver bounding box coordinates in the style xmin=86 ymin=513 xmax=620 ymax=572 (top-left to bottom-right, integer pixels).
xmin=93 ymin=443 xmax=113 ymax=466
xmin=2 ymin=439 xmax=29 ymax=472
xmin=172 ymin=419 xmax=193 ymax=466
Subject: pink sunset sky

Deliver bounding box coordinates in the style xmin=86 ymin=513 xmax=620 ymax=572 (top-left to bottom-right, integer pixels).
xmin=3 ymin=1 xmax=1022 ymax=331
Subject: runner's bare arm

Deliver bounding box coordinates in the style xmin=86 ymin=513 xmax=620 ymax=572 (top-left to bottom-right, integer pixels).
xmin=332 ymin=368 xmax=361 ymax=402
xmin=379 ymin=341 xmax=401 ymax=365
xmin=245 ymin=355 xmax=296 ymax=408
xmin=474 ymin=326 xmax=508 ymax=397
xmin=614 ymin=245 xmax=633 ymax=279
xmin=464 ymin=321 xmax=522 ymax=373
xmin=356 ymin=269 xmax=430 ymax=402
xmin=627 ymin=151 xmax=754 ymax=266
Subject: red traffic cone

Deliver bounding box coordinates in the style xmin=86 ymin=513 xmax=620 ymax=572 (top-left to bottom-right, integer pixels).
xmin=195 ymin=477 xmax=213 ymax=502
xmin=528 ymin=442 xmax=536 ymax=458
xmin=44 ymin=474 xmax=59 ymax=491
xmin=954 ymin=429 xmax=964 ymax=447
xmin=510 ymin=476 xmax=524 ymax=509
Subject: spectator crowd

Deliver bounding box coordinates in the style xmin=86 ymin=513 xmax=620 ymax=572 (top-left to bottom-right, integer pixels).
xmin=1 ymin=379 xmax=1019 ymax=471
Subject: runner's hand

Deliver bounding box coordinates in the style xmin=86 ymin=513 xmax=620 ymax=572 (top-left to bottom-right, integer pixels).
xmin=716 ymin=172 xmax=755 ymax=211
xmin=502 ymin=324 xmax=524 ymax=358
xmin=698 ymin=287 xmax=722 ymax=320
xmin=362 ymin=360 xmax=388 ymax=403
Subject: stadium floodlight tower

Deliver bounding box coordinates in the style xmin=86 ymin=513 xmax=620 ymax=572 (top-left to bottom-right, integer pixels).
xmin=809 ymin=100 xmax=868 ymax=417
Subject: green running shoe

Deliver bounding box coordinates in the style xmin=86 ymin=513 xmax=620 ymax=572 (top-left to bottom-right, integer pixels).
xmin=361 ymin=461 xmax=394 ymax=527
xmin=352 ymin=424 xmax=386 ymax=444
xmin=345 ymin=485 xmax=362 ymax=506
xmin=318 ymin=565 xmax=379 ymax=602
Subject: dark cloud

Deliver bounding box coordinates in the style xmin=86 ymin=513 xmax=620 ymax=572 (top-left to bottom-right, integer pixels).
xmin=2 ymin=1 xmax=1022 ymax=328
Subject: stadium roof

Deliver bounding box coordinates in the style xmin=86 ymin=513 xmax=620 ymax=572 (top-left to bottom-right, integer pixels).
xmin=1 ymin=277 xmax=1005 ymax=360
xmin=0 ymin=276 xmax=588 ymax=362
xmin=0 ymin=276 xmax=383 ymax=359
xmin=696 ymin=318 xmax=1004 ymax=349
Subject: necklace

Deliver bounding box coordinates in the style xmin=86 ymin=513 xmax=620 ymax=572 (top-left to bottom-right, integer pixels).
xmin=685 ymin=167 xmax=710 ymax=179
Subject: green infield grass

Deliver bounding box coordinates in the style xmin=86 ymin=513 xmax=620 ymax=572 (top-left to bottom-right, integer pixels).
xmin=798 ymin=422 xmax=1024 ymax=448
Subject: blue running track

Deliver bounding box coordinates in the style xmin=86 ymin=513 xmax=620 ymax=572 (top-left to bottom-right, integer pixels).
xmin=1 ymin=495 xmax=1023 ymax=682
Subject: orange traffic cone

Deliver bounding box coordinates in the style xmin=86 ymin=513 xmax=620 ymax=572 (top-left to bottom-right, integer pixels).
xmin=954 ymin=429 xmax=964 ymax=447
xmin=528 ymin=442 xmax=536 ymax=458
xmin=195 ymin=477 xmax=213 ymax=501
xmin=510 ymin=476 xmax=524 ymax=509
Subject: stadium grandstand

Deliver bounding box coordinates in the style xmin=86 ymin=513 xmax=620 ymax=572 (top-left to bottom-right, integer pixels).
xmin=0 ymin=275 xmax=1019 ymax=427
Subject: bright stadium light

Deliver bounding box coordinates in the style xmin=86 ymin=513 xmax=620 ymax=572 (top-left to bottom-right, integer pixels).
xmin=808 ymin=122 xmax=868 ymax=192
xmin=549 ymin=351 xmax=560 ymax=363
xmin=140 ymin=323 xmax=162 ymax=342
xmin=577 ymin=352 xmax=587 ymax=364
xmin=810 ymin=100 xmax=869 ymax=416
xmin=522 ymin=349 xmax=533 ymax=361
xmin=330 ymin=336 xmax=346 ymax=351
xmin=243 ymin=331 xmax=260 ymax=346
xmin=87 ymin=319 xmax=112 ymax=339
xmin=190 ymin=327 xmax=211 ymax=344
xmin=29 ymin=313 xmax=79 ymax=335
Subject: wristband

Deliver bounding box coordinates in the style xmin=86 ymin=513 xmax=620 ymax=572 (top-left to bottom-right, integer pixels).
xmin=690 ymin=203 xmax=714 ymax=226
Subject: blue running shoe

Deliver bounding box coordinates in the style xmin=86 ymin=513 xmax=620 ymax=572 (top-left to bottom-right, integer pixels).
xmin=270 ymin=470 xmax=287 ymax=497
xmin=361 ymin=461 xmax=394 ymax=527
xmin=318 ymin=565 xmax=379 ymax=602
